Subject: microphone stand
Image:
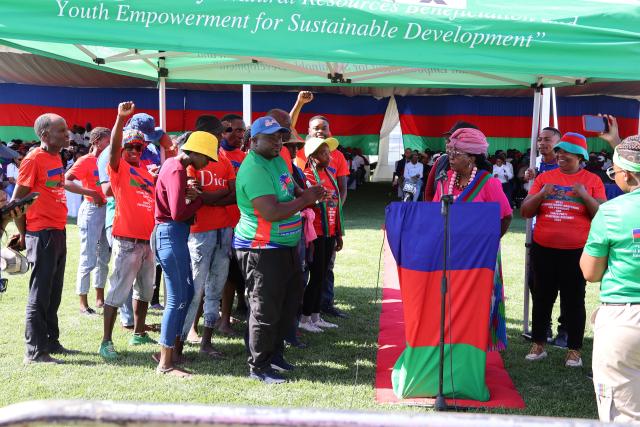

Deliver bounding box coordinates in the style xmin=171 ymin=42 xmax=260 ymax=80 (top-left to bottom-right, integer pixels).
xmin=435 ymin=177 xmax=454 ymax=412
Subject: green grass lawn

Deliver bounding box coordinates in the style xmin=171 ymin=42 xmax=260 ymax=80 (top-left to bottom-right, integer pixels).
xmin=0 ymin=183 xmax=598 ymax=419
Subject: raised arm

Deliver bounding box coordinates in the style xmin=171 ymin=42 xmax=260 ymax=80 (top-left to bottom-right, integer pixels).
xmin=109 ymin=101 xmax=135 ymax=172
xmin=289 ymin=91 xmax=313 ymax=129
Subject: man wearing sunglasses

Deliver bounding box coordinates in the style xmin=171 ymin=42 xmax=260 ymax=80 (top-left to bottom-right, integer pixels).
xmin=96 ymin=111 xmax=166 ymax=331
xmin=99 ymin=102 xmax=157 ymax=361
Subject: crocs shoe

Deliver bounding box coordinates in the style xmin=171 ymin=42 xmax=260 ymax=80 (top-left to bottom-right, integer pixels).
xmin=129 ymin=333 xmax=156 ymax=346
xmin=99 ymin=341 xmax=118 ymax=360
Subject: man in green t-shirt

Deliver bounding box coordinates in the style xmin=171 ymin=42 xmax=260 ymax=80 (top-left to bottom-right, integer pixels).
xmin=581 ymin=137 xmax=640 ymax=423
xmin=234 ymin=116 xmax=324 ymax=384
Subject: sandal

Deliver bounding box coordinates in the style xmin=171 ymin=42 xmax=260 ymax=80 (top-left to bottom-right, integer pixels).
xmin=156 ymin=366 xmax=192 ymax=378
xmin=199 ymin=348 xmax=225 ymax=360
xmin=152 ymin=352 xmax=186 ymax=365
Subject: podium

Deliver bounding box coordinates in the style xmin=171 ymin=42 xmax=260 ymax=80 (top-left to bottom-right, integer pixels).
xmin=385 ymin=202 xmax=500 ymax=401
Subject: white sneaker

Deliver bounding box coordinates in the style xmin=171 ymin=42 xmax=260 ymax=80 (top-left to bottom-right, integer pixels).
xmin=314 ymin=317 xmax=338 ymax=329
xmin=565 ymin=350 xmax=583 ymax=368
xmin=525 ymin=344 xmax=547 ymax=361
xmin=298 ymin=321 xmax=323 ymax=333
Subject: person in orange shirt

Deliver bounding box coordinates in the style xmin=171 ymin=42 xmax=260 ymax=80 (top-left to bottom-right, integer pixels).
xmin=218 ymin=113 xmax=249 ymax=334
xmin=177 ymin=118 xmax=238 ymax=359
xmin=13 ymin=113 xmax=71 ymax=364
xmin=292 ymin=110 xmax=350 ymax=319
xmin=300 ymin=137 xmax=344 ymax=333
xmin=99 ymin=102 xmax=157 ymax=361
xmin=65 ymin=127 xmax=111 ymax=316
xmin=521 ymin=132 xmax=606 ymax=367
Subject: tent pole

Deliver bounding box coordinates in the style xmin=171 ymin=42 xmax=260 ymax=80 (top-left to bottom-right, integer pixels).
xmin=242 ymin=84 xmax=252 ymax=127
xmin=158 ymin=56 xmax=167 ymax=164
xmin=551 ymin=87 xmax=559 ymax=130
xmin=523 ymin=87 xmax=543 ymax=337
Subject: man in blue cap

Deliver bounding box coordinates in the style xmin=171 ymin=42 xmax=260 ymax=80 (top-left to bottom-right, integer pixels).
xmin=234 ymin=116 xmax=324 ymax=384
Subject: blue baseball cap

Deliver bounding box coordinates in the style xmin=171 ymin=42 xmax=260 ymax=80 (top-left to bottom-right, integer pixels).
xmin=125 ymin=113 xmax=164 ymax=143
xmin=250 ymin=116 xmax=289 ymax=138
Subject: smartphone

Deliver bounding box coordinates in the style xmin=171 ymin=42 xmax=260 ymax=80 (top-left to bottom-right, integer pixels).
xmin=582 ymin=115 xmax=609 ymax=133
xmin=0 ymin=192 xmax=39 ymax=217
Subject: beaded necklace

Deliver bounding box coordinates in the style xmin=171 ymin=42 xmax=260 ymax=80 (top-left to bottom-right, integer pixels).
xmin=448 ymin=167 xmax=477 ymax=200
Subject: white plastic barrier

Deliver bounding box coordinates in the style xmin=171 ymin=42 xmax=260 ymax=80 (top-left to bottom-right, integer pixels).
xmin=0 ymin=400 xmax=607 ymax=427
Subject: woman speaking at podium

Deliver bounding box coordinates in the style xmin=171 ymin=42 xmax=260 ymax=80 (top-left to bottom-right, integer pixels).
xmin=433 ymin=128 xmax=513 ymax=351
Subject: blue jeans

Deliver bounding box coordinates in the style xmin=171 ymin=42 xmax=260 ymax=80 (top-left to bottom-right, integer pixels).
xmin=76 ymin=201 xmax=110 ymax=295
xmin=182 ymin=227 xmax=232 ymax=339
xmin=106 ymin=225 xmax=133 ymax=327
xmin=155 ymin=221 xmax=194 ymax=348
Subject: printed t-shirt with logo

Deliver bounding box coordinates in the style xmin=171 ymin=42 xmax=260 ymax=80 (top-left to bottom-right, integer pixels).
xmin=16 ymin=147 xmax=68 ymax=232
xmin=304 ymin=167 xmax=340 ymax=237
xmin=584 ymin=189 xmax=640 ymax=303
xmin=295 ymin=147 xmax=350 ymax=178
xmin=234 ymin=151 xmax=301 ymax=249
xmin=108 ymin=158 xmax=155 ymax=241
xmin=98 ymin=144 xmax=160 ymax=230
xmin=67 ymin=153 xmax=105 ymax=204
xmin=220 ymin=147 xmax=246 ymax=227
xmin=529 ymin=168 xmax=605 ymax=249
xmin=187 ymin=155 xmax=235 ymax=233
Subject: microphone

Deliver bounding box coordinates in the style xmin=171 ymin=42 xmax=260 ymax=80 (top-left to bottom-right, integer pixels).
xmin=436 ymin=169 xmax=448 ymax=182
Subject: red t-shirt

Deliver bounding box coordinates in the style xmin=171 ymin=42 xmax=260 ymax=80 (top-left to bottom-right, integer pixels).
xmin=220 ymin=148 xmax=246 ymax=174
xmin=67 ymin=153 xmax=105 ymax=204
xmin=304 ymin=168 xmax=340 ymax=237
xmin=280 ymin=146 xmax=293 ymax=173
xmin=188 ymin=155 xmax=236 ymax=233
xmin=108 ymin=158 xmax=155 ymax=241
xmin=295 ymin=149 xmax=350 ymax=178
xmin=529 ymin=168 xmax=606 ymax=249
xmin=220 ymin=148 xmax=246 ymax=227
xmin=16 ymin=147 xmax=67 ymax=232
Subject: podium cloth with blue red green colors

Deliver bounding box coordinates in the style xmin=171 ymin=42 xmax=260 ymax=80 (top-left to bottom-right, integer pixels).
xmin=385 ymin=202 xmax=502 ymax=401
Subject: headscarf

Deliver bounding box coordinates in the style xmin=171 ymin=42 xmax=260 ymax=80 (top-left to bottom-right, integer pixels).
xmin=448 ymin=128 xmax=489 ymax=155
xmin=613 ymin=138 xmax=640 ymax=172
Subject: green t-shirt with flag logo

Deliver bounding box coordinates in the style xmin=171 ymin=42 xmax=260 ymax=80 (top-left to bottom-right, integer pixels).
xmin=233 ymin=151 xmax=301 ymax=249
xmin=584 ymin=188 xmax=640 ymax=303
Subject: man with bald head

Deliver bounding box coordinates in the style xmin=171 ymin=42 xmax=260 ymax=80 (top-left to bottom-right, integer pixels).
xmin=13 ymin=113 xmax=71 ymax=364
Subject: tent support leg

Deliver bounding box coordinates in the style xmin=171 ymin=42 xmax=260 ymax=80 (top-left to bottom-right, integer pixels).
xmin=158 ymin=56 xmax=167 ymax=164
xmin=242 ymin=84 xmax=252 ymax=128
xmin=523 ymin=88 xmax=543 ymax=338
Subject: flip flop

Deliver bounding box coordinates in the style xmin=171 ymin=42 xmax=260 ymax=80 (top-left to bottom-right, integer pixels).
xmin=199 ymin=348 xmax=225 ymax=360
xmin=186 ymin=336 xmax=201 ymax=345
xmin=152 ymin=352 xmax=187 ymax=365
xmin=156 ymin=366 xmax=192 ymax=378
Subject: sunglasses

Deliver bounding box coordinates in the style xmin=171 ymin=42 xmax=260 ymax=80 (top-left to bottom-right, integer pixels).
xmin=606 ymin=166 xmax=623 ymax=181
xmin=124 ymin=144 xmax=144 ymax=153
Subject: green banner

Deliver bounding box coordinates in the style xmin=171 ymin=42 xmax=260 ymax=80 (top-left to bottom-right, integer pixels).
xmin=1 ymin=1 xmax=639 ymax=86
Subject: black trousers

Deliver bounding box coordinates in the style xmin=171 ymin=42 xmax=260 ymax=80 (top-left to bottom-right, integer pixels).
xmin=528 ymin=249 xmax=567 ymax=336
xmin=531 ymin=242 xmax=585 ymax=350
xmin=236 ymin=247 xmax=302 ymax=373
xmin=24 ymin=229 xmax=67 ymax=359
xmin=303 ymin=237 xmax=335 ymax=316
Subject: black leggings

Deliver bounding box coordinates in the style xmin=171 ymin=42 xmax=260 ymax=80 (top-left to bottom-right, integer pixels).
xmin=531 ymin=242 xmax=586 ymax=350
xmin=303 ymin=237 xmax=335 ymax=316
